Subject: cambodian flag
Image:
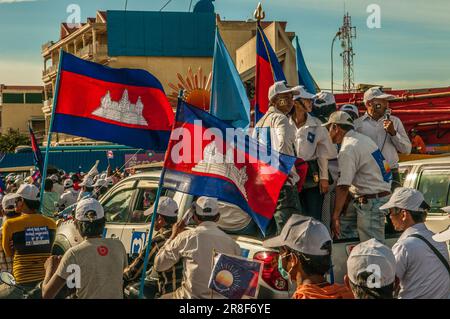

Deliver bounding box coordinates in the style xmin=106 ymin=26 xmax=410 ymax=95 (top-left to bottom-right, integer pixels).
xmin=255 ymin=22 xmax=287 ymax=123
xmin=29 ymin=125 xmax=44 ymax=174
xmin=52 ymin=51 xmax=174 ymax=151
xmin=163 ymin=99 xmax=297 ymax=234
xmin=0 ymin=175 xmax=6 ymax=194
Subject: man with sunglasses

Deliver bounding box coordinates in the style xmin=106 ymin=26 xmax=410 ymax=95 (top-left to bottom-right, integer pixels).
xmin=380 ymin=188 xmax=450 ymax=299
xmin=354 ymin=87 xmax=411 ymax=191
xmin=0 ymin=184 xmax=56 ymax=298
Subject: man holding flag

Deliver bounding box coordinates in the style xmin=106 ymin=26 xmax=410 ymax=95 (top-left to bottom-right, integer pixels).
xmin=253 ymin=81 xmax=302 ymax=236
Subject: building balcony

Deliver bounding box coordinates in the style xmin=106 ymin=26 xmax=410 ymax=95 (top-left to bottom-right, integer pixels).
xmin=42 ymin=64 xmax=58 ymax=79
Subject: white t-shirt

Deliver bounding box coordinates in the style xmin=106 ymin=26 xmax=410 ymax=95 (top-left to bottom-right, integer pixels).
xmin=337 ymin=130 xmax=391 ymax=196
xmin=217 ymin=201 xmax=252 ymax=232
xmin=59 ymin=189 xmax=78 ymax=208
xmin=392 ymin=223 xmax=450 ymax=299
xmin=56 ymin=238 xmax=128 ymax=299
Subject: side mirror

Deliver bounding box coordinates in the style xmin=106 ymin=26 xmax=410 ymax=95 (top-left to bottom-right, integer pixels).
xmin=0 ymin=272 xmax=16 ymax=287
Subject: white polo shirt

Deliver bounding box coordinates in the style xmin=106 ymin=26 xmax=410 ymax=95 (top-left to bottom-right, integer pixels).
xmin=290 ymin=114 xmax=337 ymax=180
xmin=337 ymin=130 xmax=392 ymax=196
xmin=354 ymin=113 xmax=411 ymax=169
xmin=253 ymin=107 xmax=299 ymax=186
xmin=392 ymin=223 xmax=450 ymax=299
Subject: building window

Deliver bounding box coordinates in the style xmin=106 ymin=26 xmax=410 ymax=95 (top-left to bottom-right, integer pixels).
xmin=25 ymin=93 xmax=44 ymax=104
xmin=2 ymin=93 xmax=24 ymax=103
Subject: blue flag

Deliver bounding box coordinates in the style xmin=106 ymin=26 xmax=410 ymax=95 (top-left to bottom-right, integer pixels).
xmin=295 ymin=36 xmax=318 ymax=94
xmin=210 ymin=28 xmax=250 ymax=129
xmin=208 ymin=253 xmax=262 ymax=299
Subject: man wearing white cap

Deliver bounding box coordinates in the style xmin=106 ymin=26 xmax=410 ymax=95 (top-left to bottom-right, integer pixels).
xmin=123 ymin=196 xmax=183 ymax=298
xmin=263 ymin=215 xmax=353 ymax=299
xmin=42 ymin=198 xmax=128 ymax=299
xmin=50 ymin=174 xmax=64 ymax=196
xmin=0 ymin=194 xmax=20 ymax=274
xmin=311 ymin=91 xmax=337 ymax=124
xmin=290 ymin=86 xmax=337 ymax=221
xmin=433 ymin=206 xmax=450 ymax=243
xmin=324 ymin=111 xmax=392 ymax=242
xmin=0 ymin=184 xmax=57 ymax=298
xmin=253 ymin=81 xmax=302 ymax=236
xmin=345 ymin=238 xmax=398 ymax=299
xmin=154 ymin=197 xmax=241 ymax=299
xmin=76 ymin=176 xmax=94 ymax=202
xmin=355 ymin=87 xmax=411 ymax=190
xmin=58 ymin=179 xmax=78 ymax=211
xmin=380 ymin=187 xmax=450 ymax=299
xmin=340 ymin=104 xmax=359 ymax=121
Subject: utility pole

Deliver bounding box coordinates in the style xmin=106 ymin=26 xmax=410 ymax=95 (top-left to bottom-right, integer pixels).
xmin=339 ymin=12 xmax=356 ymax=92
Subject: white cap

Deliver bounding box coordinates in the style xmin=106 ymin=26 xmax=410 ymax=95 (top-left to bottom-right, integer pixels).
xmin=75 ymin=198 xmax=105 ymax=222
xmin=50 ymin=174 xmax=59 ymax=182
xmin=9 ymin=184 xmax=40 ymax=201
xmin=347 ymin=238 xmax=396 ymax=287
xmin=340 ymin=104 xmax=359 ymax=117
xmin=433 ymin=225 xmax=450 ymax=242
xmin=322 ymin=111 xmax=355 ymax=128
xmin=379 ymin=187 xmax=428 ymax=212
xmin=63 ymin=179 xmax=74 ymax=188
xmin=292 ymin=85 xmax=315 ymax=100
xmin=93 ymin=179 xmax=107 ymax=188
xmin=314 ymin=91 xmax=336 ymax=107
xmin=432 ymin=206 xmax=450 ymax=242
xmin=79 ymin=177 xmax=94 ymax=187
xmin=363 ymin=87 xmax=395 ymax=103
xmin=106 ymin=177 xmax=114 ymax=186
xmin=144 ymin=196 xmax=178 ymax=217
xmin=193 ymin=197 xmax=219 ymax=217
xmin=263 ymin=215 xmax=332 ymax=256
xmin=268 ymin=81 xmax=300 ymax=101
xmin=2 ymin=193 xmax=16 ymax=211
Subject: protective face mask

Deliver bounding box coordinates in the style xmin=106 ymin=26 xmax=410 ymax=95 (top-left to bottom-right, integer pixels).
xmin=278 ymin=254 xmax=291 ymax=281
xmin=277 ymin=98 xmax=289 ymax=107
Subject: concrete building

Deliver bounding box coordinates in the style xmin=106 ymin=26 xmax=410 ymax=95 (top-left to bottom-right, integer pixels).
xmin=0 ymin=84 xmax=45 ymax=140
xmin=41 ymin=6 xmax=298 ymax=145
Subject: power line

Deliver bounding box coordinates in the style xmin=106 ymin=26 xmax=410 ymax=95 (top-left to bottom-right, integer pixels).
xmin=160 ymin=0 xmax=173 ymax=11
xmin=189 ymin=0 xmax=194 ymax=12
xmin=124 ymin=0 xmax=128 ymax=11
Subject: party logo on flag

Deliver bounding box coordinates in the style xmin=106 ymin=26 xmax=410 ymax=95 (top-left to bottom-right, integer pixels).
xmin=208 ymin=253 xmax=262 ymax=299
xmin=371 ymin=149 xmax=392 ymax=183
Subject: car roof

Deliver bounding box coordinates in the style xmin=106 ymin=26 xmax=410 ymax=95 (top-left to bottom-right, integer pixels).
xmin=400 ymin=155 xmax=450 ymax=166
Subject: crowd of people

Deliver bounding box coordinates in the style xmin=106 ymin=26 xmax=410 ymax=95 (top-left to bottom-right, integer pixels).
xmin=0 ymin=82 xmax=449 ymax=299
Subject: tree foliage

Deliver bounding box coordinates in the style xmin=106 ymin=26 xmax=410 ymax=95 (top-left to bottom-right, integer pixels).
xmin=0 ymin=129 xmax=30 ymax=153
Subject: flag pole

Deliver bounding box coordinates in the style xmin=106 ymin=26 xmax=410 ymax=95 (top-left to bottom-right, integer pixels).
xmin=138 ymin=91 xmax=182 ymax=299
xmin=253 ymin=2 xmax=265 ymax=125
xmin=39 ymin=49 xmax=64 ymax=210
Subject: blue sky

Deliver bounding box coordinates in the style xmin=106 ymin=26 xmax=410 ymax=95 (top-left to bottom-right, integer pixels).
xmin=0 ymin=0 xmax=449 ymax=90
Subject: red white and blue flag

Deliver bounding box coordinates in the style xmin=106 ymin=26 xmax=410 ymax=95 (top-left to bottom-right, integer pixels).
xmin=163 ymin=100 xmax=296 ymax=234
xmin=29 ymin=125 xmax=44 ymax=174
xmin=52 ymin=51 xmax=174 ymax=151
xmin=255 ymin=22 xmax=287 ymax=123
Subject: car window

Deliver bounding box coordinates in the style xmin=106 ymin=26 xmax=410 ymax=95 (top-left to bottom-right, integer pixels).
xmin=103 ymin=188 xmax=136 ymax=223
xmin=129 ymin=186 xmax=176 ymax=224
xmin=417 ymin=169 xmax=450 ymax=213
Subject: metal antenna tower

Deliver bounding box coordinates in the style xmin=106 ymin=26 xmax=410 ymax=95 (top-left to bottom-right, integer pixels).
xmin=339 ymin=12 xmax=356 ymax=92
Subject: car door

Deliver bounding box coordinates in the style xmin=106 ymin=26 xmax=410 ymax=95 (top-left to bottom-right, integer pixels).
xmin=415 ymin=165 xmax=450 ymax=233
xmin=101 ymin=179 xmax=138 ymax=242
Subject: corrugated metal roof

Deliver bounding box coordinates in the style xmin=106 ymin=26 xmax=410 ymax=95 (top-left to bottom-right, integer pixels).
xmin=0 ymin=149 xmax=158 ymax=173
